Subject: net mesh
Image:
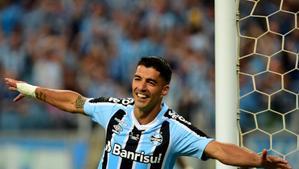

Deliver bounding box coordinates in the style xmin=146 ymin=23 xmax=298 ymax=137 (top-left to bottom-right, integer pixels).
xmin=237 ymin=0 xmax=299 ymax=168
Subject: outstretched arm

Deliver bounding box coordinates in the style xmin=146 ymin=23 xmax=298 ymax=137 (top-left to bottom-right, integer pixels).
xmin=204 ymin=141 xmax=292 ymax=169
xmin=4 ymin=78 xmax=86 ymax=114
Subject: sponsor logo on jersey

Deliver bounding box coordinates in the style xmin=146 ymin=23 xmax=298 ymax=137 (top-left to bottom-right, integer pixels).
xmin=108 ymin=97 xmax=134 ymax=106
xmin=105 ymin=141 xmax=162 ymax=164
xmin=168 ymin=110 xmax=191 ymax=125
xmin=129 ymin=132 xmax=140 ymax=141
xmin=114 ymin=117 xmax=128 ymax=127
xmin=112 ymin=124 xmax=123 ymax=134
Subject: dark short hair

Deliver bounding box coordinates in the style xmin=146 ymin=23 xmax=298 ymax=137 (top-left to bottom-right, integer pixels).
xmin=137 ymin=56 xmax=172 ymax=84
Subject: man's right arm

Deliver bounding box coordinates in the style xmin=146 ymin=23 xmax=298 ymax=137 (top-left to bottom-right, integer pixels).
xmin=35 ymin=87 xmax=87 ymax=114
xmin=5 ymin=78 xmax=87 ymax=114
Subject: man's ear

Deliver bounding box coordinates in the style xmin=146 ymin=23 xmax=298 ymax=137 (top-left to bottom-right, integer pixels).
xmin=161 ymin=84 xmax=170 ymax=96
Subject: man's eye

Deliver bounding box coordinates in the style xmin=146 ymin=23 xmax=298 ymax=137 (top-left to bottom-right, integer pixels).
xmin=148 ymin=81 xmax=156 ymax=85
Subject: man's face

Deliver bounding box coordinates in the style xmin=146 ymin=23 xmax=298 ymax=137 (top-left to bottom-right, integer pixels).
xmin=132 ymin=65 xmax=169 ymax=112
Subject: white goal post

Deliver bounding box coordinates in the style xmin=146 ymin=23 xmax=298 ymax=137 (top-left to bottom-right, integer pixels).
xmin=215 ymin=0 xmax=239 ymax=169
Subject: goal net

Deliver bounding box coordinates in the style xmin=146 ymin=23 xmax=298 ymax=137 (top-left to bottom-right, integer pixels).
xmin=238 ymin=0 xmax=299 ymax=168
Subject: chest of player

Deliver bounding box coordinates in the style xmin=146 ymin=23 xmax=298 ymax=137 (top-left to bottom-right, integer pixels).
xmin=112 ymin=125 xmax=166 ymax=148
xmin=107 ymin=120 xmax=169 ymax=154
xmin=105 ymin=125 xmax=169 ymax=165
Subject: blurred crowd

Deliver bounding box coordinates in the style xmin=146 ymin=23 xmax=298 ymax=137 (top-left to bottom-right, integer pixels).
xmin=0 ymin=0 xmax=215 ymax=132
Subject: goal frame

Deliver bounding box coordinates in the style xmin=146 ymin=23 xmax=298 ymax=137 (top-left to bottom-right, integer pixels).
xmin=215 ymin=0 xmax=239 ymax=168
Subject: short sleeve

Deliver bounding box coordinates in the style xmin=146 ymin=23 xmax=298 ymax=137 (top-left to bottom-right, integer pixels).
xmin=172 ymin=123 xmax=214 ymax=160
xmin=84 ymin=97 xmax=120 ymax=128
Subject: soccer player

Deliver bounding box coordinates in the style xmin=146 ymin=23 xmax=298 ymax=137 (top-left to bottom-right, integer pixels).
xmin=5 ymin=57 xmax=292 ymax=169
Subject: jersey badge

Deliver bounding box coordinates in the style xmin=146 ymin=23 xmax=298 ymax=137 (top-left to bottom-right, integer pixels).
xmin=150 ymin=132 xmax=163 ymax=146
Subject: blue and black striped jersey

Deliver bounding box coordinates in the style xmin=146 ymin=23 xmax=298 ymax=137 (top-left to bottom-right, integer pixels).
xmin=84 ymin=97 xmax=213 ymax=169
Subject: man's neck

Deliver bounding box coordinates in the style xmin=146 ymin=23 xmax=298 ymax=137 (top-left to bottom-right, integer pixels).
xmin=134 ymin=104 xmax=162 ymax=125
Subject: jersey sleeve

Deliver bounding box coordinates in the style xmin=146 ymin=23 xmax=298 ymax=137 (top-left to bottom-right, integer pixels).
xmin=83 ymin=97 xmax=123 ymax=128
xmin=172 ymin=123 xmax=214 ymax=160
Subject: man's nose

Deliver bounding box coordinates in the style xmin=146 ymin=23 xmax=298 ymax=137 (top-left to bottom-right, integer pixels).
xmin=139 ymin=81 xmax=147 ymax=91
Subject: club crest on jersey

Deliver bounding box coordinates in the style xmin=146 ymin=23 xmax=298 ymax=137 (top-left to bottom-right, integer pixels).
xmin=151 ymin=132 xmax=163 ymax=146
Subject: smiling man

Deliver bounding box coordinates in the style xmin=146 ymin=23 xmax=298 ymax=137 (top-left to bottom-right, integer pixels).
xmin=4 ymin=56 xmax=292 ymax=169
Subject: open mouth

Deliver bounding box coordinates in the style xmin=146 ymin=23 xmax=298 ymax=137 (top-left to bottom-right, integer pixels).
xmin=137 ymin=93 xmax=147 ymax=98
xmin=136 ymin=93 xmax=149 ymax=99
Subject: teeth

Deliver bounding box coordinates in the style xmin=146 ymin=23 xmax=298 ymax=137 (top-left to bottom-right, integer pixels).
xmin=137 ymin=93 xmax=147 ymax=98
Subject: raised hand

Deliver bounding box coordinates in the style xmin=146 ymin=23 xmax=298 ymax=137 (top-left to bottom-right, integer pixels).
xmin=261 ymin=149 xmax=292 ymax=169
xmin=4 ymin=78 xmax=25 ymax=102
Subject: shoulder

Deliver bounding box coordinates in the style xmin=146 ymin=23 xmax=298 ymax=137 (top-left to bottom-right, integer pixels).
xmin=84 ymin=97 xmax=133 ymax=123
xmin=164 ymin=109 xmax=209 ymax=138
xmin=88 ymin=97 xmax=134 ymax=106
xmin=164 ymin=109 xmax=191 ymax=126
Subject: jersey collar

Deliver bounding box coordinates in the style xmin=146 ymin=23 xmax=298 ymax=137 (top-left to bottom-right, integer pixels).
xmin=131 ymin=103 xmax=169 ymax=131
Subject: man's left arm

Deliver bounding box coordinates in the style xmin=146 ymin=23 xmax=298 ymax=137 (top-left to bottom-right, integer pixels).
xmin=204 ymin=141 xmax=292 ymax=169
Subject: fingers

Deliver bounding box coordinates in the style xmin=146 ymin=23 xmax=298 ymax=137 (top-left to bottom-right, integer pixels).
xmin=8 ymin=86 xmax=17 ymax=91
xmin=13 ymin=93 xmax=25 ymax=102
xmin=267 ymin=156 xmax=292 ymax=169
xmin=4 ymin=77 xmax=18 ymax=88
xmin=275 ymin=162 xmax=292 ymax=168
xmin=277 ymin=163 xmax=292 ymax=169
xmin=4 ymin=78 xmax=25 ymax=102
xmin=270 ymin=156 xmax=287 ymax=163
xmin=269 ymin=156 xmax=289 ymax=164
xmin=276 ymin=160 xmax=292 ymax=169
xmin=261 ymin=149 xmax=268 ymax=160
xmin=262 ymin=149 xmax=292 ymax=169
